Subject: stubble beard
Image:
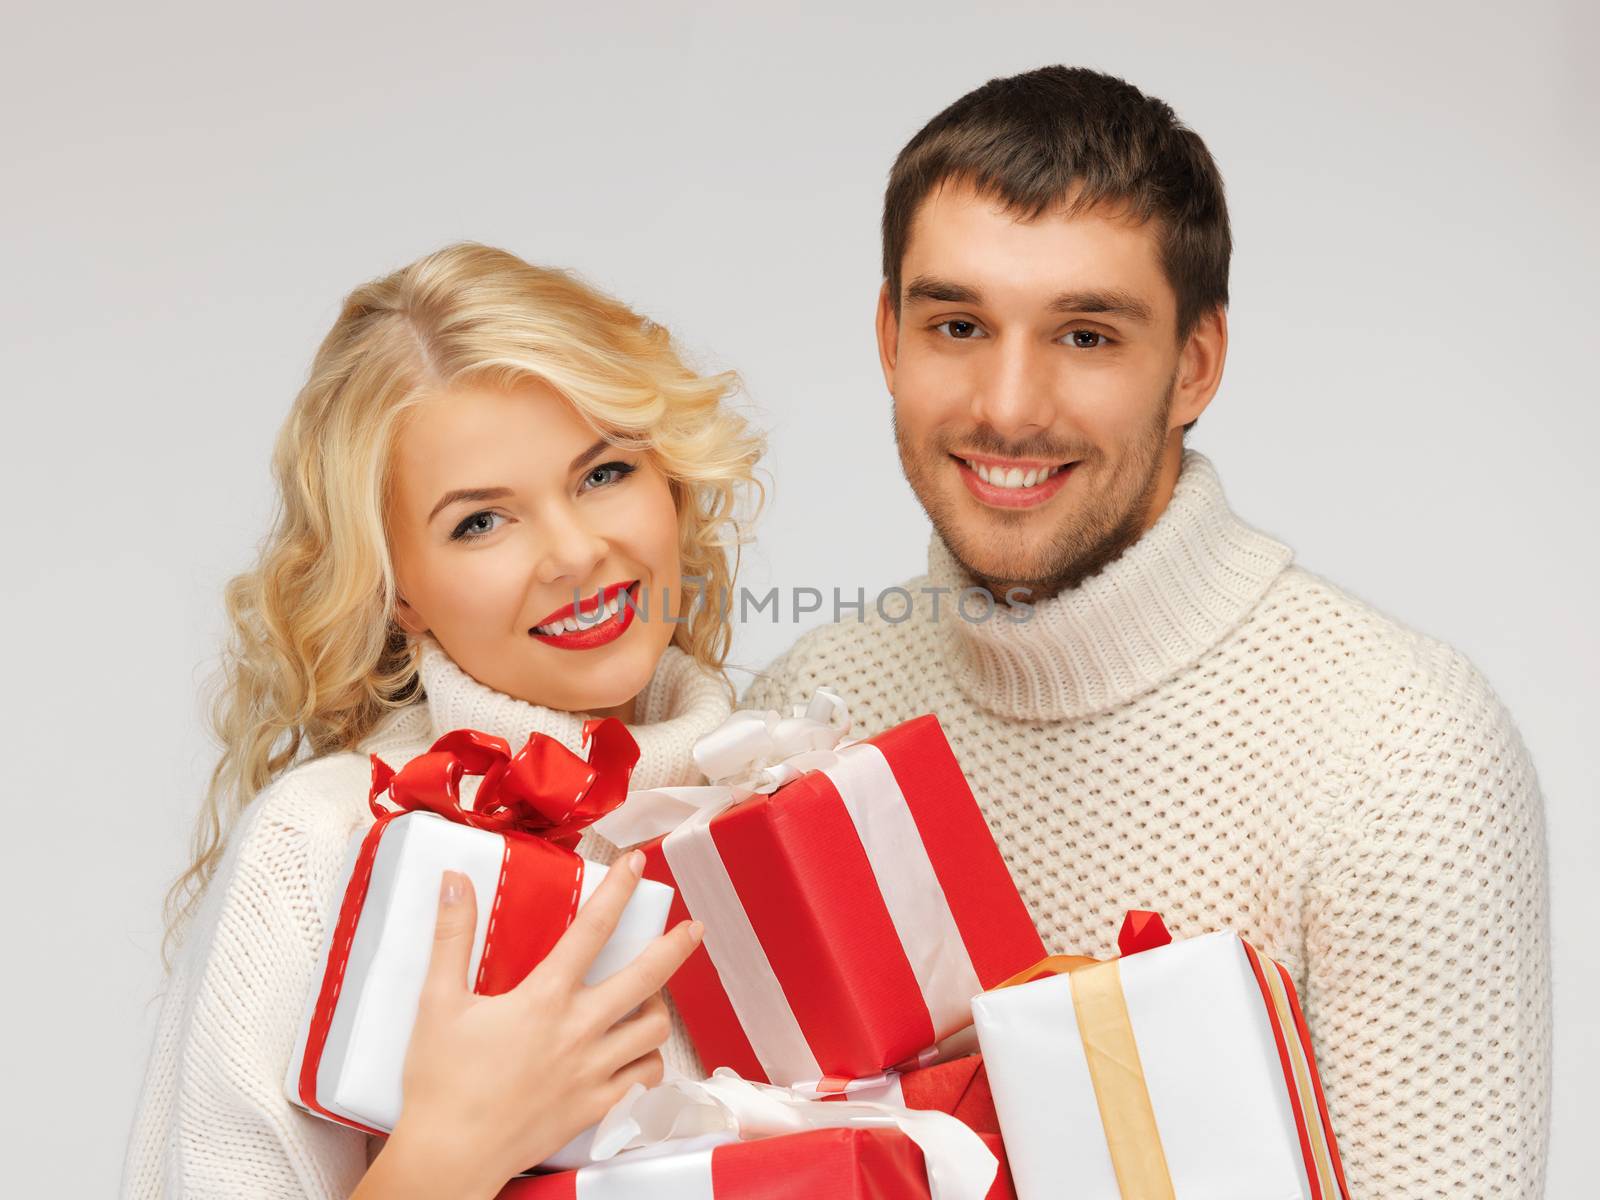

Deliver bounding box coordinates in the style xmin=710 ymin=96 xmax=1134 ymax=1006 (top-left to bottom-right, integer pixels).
xmin=898 ymin=381 xmax=1175 ymax=603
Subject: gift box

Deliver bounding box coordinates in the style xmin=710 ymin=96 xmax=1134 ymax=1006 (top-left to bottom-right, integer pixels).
xmin=828 ymin=1053 xmax=1000 ymax=1136
xmin=497 ymin=1070 xmax=1006 ymax=1200
xmin=593 ymin=693 xmax=1045 ymax=1087
xmin=285 ymin=720 xmax=673 ymax=1153
xmin=497 ymin=1128 xmax=1015 ymax=1200
xmin=972 ymin=912 xmax=1350 ymax=1200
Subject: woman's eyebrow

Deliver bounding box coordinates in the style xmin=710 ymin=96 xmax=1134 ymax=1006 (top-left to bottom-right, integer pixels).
xmin=569 ymin=437 xmax=612 ymax=473
xmin=428 ymin=486 xmax=514 ymax=522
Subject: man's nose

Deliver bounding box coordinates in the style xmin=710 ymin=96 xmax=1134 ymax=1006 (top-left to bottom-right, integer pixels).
xmin=968 ymin=336 xmax=1057 ymax=439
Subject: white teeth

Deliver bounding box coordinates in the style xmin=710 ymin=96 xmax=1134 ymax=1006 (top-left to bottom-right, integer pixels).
xmin=967 ymin=461 xmax=1067 ymax=489
xmin=534 ymin=587 xmax=635 ymax=636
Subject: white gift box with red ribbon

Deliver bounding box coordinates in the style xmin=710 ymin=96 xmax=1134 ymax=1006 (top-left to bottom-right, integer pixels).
xmin=284 ymin=720 xmax=672 ymax=1169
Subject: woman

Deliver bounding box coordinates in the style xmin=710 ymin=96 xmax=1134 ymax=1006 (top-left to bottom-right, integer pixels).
xmin=121 ymin=243 xmax=764 ymax=1198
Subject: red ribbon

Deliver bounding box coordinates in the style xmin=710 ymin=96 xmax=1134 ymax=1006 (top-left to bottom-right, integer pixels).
xmin=367 ymin=717 xmax=640 ymax=849
xmin=296 ymin=718 xmax=642 ymax=1134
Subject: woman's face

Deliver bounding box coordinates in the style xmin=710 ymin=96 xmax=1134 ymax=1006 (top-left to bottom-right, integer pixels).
xmin=387 ymin=379 xmax=682 ymax=720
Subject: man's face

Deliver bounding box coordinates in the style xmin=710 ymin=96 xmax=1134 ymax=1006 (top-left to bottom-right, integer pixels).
xmin=879 ymin=179 xmax=1224 ymax=598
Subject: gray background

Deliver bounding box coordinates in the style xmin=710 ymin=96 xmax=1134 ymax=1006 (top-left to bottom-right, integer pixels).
xmin=3 ymin=0 xmax=1594 ymax=1191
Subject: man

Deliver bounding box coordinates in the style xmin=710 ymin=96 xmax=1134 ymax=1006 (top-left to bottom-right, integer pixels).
xmin=745 ymin=66 xmax=1550 ymax=1196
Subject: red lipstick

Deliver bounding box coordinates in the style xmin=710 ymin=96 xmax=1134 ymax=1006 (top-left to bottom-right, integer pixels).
xmin=529 ymin=580 xmax=638 ymax=651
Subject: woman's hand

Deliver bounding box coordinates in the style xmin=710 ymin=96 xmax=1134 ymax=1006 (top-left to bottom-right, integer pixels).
xmin=351 ymin=849 xmax=702 ymax=1200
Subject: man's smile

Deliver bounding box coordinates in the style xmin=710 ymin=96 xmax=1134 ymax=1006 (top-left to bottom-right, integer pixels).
xmin=952 ymin=452 xmax=1077 ymax=509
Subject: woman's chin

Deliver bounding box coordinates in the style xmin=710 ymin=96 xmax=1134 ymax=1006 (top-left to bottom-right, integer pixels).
xmin=544 ymin=652 xmax=657 ymax=720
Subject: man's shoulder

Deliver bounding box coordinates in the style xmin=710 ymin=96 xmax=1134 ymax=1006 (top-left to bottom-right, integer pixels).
xmin=1256 ymin=564 xmax=1519 ymax=739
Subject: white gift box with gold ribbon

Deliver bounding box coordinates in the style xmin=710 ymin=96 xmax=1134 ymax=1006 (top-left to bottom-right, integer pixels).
xmin=972 ymin=915 xmax=1349 ymax=1200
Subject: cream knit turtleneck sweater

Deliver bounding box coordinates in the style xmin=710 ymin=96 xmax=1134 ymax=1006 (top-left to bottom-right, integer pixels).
xmin=744 ymin=451 xmax=1551 ymax=1199
xmin=121 ymin=642 xmax=730 ymax=1200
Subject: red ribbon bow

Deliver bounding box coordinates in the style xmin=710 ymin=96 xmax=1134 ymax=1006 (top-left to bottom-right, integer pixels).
xmin=367 ymin=718 xmax=641 ymax=849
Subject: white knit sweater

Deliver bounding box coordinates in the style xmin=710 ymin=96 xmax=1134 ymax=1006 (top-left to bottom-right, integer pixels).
xmin=743 ymin=451 xmax=1551 ymax=1199
xmin=120 ymin=641 xmax=729 ymax=1200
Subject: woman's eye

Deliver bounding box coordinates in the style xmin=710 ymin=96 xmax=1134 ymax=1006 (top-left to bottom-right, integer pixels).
xmin=450 ymin=510 xmax=505 ymax=541
xmin=581 ymin=461 xmax=637 ymax=491
xmin=934 ymin=319 xmax=984 ymax=340
xmin=1064 ymin=329 xmax=1109 ymax=349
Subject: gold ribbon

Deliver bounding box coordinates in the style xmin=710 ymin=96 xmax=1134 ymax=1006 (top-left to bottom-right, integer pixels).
xmin=994 ymin=954 xmax=1175 ymax=1199
xmin=997 ymin=932 xmax=1345 ymax=1200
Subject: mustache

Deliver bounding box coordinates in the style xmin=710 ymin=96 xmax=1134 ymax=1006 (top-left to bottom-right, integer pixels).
xmin=936 ymin=426 xmax=1094 ymax=463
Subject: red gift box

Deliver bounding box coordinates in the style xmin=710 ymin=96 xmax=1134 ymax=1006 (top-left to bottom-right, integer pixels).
xmin=832 ymin=1054 xmax=1000 ymax=1136
xmin=632 ymin=713 xmax=1045 ymax=1086
xmin=497 ymin=1127 xmax=1015 ymax=1200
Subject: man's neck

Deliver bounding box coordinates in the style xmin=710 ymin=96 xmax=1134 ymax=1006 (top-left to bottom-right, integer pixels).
xmin=989 ymin=433 xmax=1187 ymax=605
xmin=930 ymin=449 xmax=1296 ymax=722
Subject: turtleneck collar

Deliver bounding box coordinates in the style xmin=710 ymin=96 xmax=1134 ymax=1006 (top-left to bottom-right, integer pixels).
xmin=934 ymin=450 xmax=1293 ymax=723
xmin=414 ymin=639 xmax=733 ymax=790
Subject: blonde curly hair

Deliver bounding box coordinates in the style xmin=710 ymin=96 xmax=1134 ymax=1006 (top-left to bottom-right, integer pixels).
xmin=166 ymin=242 xmax=763 ymax=956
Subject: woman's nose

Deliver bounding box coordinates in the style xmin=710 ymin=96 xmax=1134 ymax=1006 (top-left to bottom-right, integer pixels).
xmin=533 ymin=501 xmax=609 ymax=587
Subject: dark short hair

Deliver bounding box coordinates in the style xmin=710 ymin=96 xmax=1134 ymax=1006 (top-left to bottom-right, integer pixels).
xmin=882 ymin=66 xmax=1231 ymax=340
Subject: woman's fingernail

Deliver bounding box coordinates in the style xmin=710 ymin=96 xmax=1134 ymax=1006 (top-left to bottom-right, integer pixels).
xmin=626 ymin=850 xmax=646 ymax=877
xmin=687 ymin=920 xmax=704 ymax=945
xmin=441 ymin=871 xmax=465 ymax=905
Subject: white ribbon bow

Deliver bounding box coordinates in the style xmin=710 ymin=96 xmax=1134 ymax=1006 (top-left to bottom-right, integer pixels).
xmin=584 ymin=1068 xmax=998 ymax=1200
xmin=591 ymin=689 xmax=852 ymax=848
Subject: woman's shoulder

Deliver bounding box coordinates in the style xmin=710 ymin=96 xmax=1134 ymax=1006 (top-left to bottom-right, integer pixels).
xmin=244 ymin=705 xmax=433 ymax=856
xmin=179 ymin=714 xmax=434 ymax=965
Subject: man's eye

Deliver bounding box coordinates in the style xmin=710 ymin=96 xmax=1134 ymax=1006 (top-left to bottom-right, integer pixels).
xmin=582 ymin=461 xmax=638 ymax=491
xmin=450 ymin=510 xmax=505 ymax=541
xmin=934 ymin=319 xmax=984 ymax=340
xmin=1064 ymin=330 xmax=1109 ymax=349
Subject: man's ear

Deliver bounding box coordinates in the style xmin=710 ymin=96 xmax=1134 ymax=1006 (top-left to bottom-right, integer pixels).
xmin=875 ymin=281 xmax=899 ymax=395
xmin=394 ymin=592 xmax=428 ymax=637
xmin=1170 ymin=305 xmax=1228 ymax=430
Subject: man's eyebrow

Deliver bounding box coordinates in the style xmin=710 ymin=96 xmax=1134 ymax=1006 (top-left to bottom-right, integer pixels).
xmin=1049 ymin=289 xmax=1153 ymax=323
xmin=428 ymin=486 xmax=514 ymax=523
xmin=905 ymin=277 xmax=1152 ymax=324
xmin=904 ymin=276 xmax=983 ymax=306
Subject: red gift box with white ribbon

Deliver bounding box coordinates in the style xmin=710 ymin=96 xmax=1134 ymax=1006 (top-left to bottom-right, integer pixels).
xmin=823 ymin=1052 xmax=1001 ymax=1136
xmin=498 ymin=1128 xmax=1015 ymax=1200
xmin=592 ymin=694 xmax=1045 ymax=1087
xmin=496 ymin=1068 xmax=1008 ymax=1200
xmin=285 ymin=718 xmax=672 ymax=1162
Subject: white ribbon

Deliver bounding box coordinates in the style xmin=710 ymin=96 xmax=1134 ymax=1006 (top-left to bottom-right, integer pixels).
xmin=591 ymin=689 xmax=852 ymax=848
xmin=593 ymin=687 xmax=987 ymax=1090
xmin=660 ymin=799 xmax=824 ymax=1085
xmin=572 ymin=1135 xmax=732 ymax=1200
xmin=824 ymin=744 xmax=985 ymax=1041
xmin=576 ymin=1068 xmax=997 ymax=1200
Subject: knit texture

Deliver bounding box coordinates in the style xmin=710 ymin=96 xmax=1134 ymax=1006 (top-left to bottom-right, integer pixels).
xmin=120 ymin=642 xmax=729 ymax=1199
xmin=744 ymin=451 xmax=1551 ymax=1199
